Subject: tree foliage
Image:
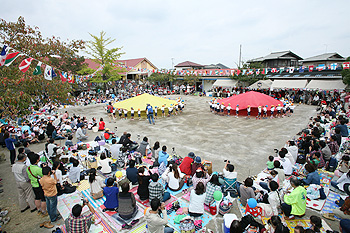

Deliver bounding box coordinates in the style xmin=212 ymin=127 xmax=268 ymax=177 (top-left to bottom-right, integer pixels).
xmin=0 ymin=16 xmax=86 ymax=117
xmin=147 ymin=72 xmax=176 ymax=83
xmin=341 ymin=57 xmax=350 ymax=85
xmin=86 ymin=31 xmax=125 ymax=84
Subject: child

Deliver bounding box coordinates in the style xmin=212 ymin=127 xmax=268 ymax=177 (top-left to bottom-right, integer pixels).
xmin=335 ymin=155 xmax=350 ymax=178
xmin=168 ymin=105 xmax=173 ymax=117
xmin=257 ymin=106 xmax=262 ymax=119
xmin=130 ymin=107 xmax=134 ymax=120
xmin=103 ymin=178 xmax=119 ymax=212
xmin=118 ymin=109 xmax=122 ymax=119
xmin=289 ymin=103 xmax=295 ymax=114
xmin=235 ymin=105 xmax=239 ymax=118
xmin=98 ymin=118 xmax=105 ymax=131
xmin=65 ymin=135 xmax=74 ymax=148
xmin=154 ymin=106 xmax=158 ymax=119
xmin=266 ymin=156 xmax=274 ymax=170
xmin=161 ymin=105 xmax=165 ymax=117
xmin=123 ymin=109 xmax=128 ymax=120
xmin=221 ymin=104 xmax=225 ymax=115
xmin=276 ymin=104 xmax=282 ymax=118
xmin=270 ymin=105 xmax=275 ymax=119
xmin=174 ymin=104 xmax=178 ymax=115
xmin=263 ymin=105 xmax=268 ymax=119
xmin=138 ymin=108 xmax=141 ymax=120
xmin=227 ymin=103 xmax=231 ymax=116
xmin=246 ymin=105 xmax=251 ymax=119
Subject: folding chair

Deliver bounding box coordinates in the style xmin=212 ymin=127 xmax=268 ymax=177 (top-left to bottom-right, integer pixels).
xmin=223 ymin=178 xmax=238 ymax=197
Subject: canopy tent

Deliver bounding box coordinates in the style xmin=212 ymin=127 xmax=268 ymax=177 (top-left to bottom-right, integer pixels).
xmin=249 ymin=79 xmax=272 ymax=89
xmin=271 ymin=79 xmax=308 ymax=89
xmin=113 ymin=93 xmax=178 ymax=111
xmin=217 ymin=91 xmax=283 ymax=116
xmin=212 ymin=79 xmax=238 ymax=88
xmin=305 ymin=80 xmax=346 ymax=90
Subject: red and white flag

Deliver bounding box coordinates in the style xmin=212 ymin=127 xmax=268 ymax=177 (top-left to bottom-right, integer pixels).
xmin=343 ymin=62 xmax=350 ymax=69
xmin=19 ymin=57 xmax=34 ymax=73
xmin=308 ymin=66 xmax=314 ymax=72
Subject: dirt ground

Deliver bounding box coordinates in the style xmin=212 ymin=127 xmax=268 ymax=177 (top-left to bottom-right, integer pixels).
xmin=0 ymin=95 xmax=341 ymax=232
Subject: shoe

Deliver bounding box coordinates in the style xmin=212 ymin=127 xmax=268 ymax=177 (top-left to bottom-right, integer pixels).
xmin=40 ymin=221 xmax=50 ymax=228
xmin=0 ymin=210 xmax=8 ymax=217
xmin=40 ymin=211 xmax=49 ymax=217
xmin=43 ymin=222 xmax=54 ymax=229
xmin=52 ymin=215 xmax=62 ymax=222
xmin=30 ymin=208 xmax=37 ymax=213
xmin=122 ymin=224 xmax=132 ymax=229
xmin=285 ymin=215 xmax=295 ymax=220
xmin=21 ymin=206 xmax=30 ymax=213
xmin=131 ymin=219 xmax=139 ymax=226
xmin=323 ymin=213 xmax=336 ymax=221
xmin=2 ymin=216 xmax=10 ymax=225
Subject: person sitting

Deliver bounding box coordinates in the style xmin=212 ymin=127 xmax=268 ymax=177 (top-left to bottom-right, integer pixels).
xmin=331 ymin=170 xmax=350 ymax=193
xmin=110 ymin=139 xmax=122 ymax=160
xmin=145 ymin=198 xmax=174 ymax=233
xmin=179 ymin=152 xmax=195 ymax=176
xmin=191 ymin=156 xmax=204 ymax=176
xmin=239 ymin=177 xmax=257 ymax=207
xmin=52 ymin=129 xmax=65 ymax=140
xmin=47 ymin=138 xmax=58 ymax=159
xmin=188 ymin=182 xmax=206 ymax=217
xmin=122 ymin=133 xmax=138 ymax=151
xmin=323 ymin=183 xmax=350 ymax=221
xmin=192 ymin=167 xmax=210 ymax=189
xmin=334 ymin=155 xmax=350 ymax=178
xmin=158 ymin=146 xmax=169 ymax=166
xmin=103 ymin=128 xmax=114 ymax=140
xmin=278 ymin=151 xmax=293 ymax=176
xmin=259 ymin=170 xmax=279 ymax=192
xmin=103 ymin=178 xmax=119 ymax=212
xmin=68 ymin=158 xmax=80 ymax=183
xmin=309 ymin=215 xmax=322 ymax=233
xmin=137 ymin=166 xmax=152 ymax=201
xmin=319 ymin=140 xmax=331 ymax=163
xmin=204 ymin=174 xmax=222 ymax=206
xmin=223 ymin=161 xmax=237 ymax=179
xmin=137 ymin=137 xmax=152 ymax=158
xmin=65 ymin=198 xmax=95 ymax=233
xmin=126 ymin=160 xmax=138 ymax=185
xmin=282 ymin=177 xmax=307 ymax=220
xmin=258 ymin=181 xmax=282 ymax=217
xmin=328 ymin=135 xmax=339 ymax=155
xmin=98 ymin=118 xmax=105 ymax=131
xmin=65 ymin=135 xmax=74 ymax=148
xmin=285 ymin=140 xmax=298 ymax=163
xmin=115 ymin=182 xmax=139 ymax=229
xmin=76 ymin=125 xmax=88 ymax=141
xmin=89 ymin=168 xmax=105 ymax=200
xmin=163 ymin=163 xmax=185 ymax=191
xmin=149 ymin=173 xmax=170 ymax=202
xmin=301 ymin=163 xmax=321 ymax=185
xmin=98 ymin=152 xmax=112 ymax=174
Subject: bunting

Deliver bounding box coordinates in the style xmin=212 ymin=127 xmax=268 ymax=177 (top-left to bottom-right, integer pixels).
xmin=19 ymin=57 xmax=34 ymax=73
xmin=4 ymin=52 xmax=23 ymax=66
xmin=0 ymin=45 xmax=8 ymax=66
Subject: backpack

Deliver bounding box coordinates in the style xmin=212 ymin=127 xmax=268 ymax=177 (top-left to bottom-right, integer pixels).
xmin=147 ymin=106 xmax=153 ymax=114
xmin=179 ymin=217 xmax=195 ymax=233
xmin=327 ymin=157 xmax=338 ymax=172
xmin=107 ymin=106 xmax=113 ymax=113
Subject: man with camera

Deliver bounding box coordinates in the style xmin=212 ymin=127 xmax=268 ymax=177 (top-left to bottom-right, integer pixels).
xmin=65 ymin=198 xmax=95 ymax=233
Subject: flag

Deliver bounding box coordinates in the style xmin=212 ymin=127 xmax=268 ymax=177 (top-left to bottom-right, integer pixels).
xmin=308 ymin=66 xmax=314 ymax=72
xmin=19 ymin=57 xmax=34 ymax=73
xmin=231 ymin=70 xmax=235 ymax=76
xmin=316 ymin=64 xmax=325 ymax=71
xmin=60 ymin=72 xmax=67 ymax=83
xmin=4 ymin=52 xmax=23 ymax=66
xmin=279 ymin=67 xmax=285 ymax=74
xmin=343 ymin=62 xmax=350 ymax=69
xmin=44 ymin=65 xmax=53 ymax=80
xmin=256 ymin=69 xmax=260 ymax=75
xmin=289 ymin=67 xmax=294 ymax=73
xmin=299 ymin=66 xmax=304 ymax=73
xmin=33 ymin=62 xmax=42 ymax=75
xmin=261 ymin=68 xmax=267 ymax=74
xmin=0 ymin=45 xmax=8 ymax=66
xmin=329 ymin=63 xmax=338 ymax=70
xmin=271 ymin=68 xmax=277 ymax=73
xmin=68 ymin=74 xmax=74 ymax=83
xmin=52 ymin=68 xmax=57 ymax=78
xmin=215 ymin=70 xmax=219 ymax=75
xmin=236 ymin=69 xmax=241 ymax=75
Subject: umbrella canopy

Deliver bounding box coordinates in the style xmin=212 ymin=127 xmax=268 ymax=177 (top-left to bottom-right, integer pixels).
xmin=217 ymin=91 xmax=283 ymax=111
xmin=113 ymin=93 xmax=178 ymax=111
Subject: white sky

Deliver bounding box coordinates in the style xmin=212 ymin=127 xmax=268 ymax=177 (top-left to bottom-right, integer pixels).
xmin=2 ymin=0 xmax=350 ymax=69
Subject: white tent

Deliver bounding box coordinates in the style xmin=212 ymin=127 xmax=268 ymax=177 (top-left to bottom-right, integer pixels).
xmin=271 ymin=79 xmax=308 ymax=89
xmin=249 ymin=79 xmax=272 ymax=89
xmin=212 ymin=79 xmax=238 ymax=88
xmin=305 ymin=80 xmax=346 ymax=90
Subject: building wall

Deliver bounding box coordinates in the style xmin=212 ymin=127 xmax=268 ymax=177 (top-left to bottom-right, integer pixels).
xmin=302 ymin=60 xmax=344 ymax=67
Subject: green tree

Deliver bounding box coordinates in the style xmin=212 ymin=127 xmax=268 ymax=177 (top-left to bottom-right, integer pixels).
xmin=341 ymin=57 xmax=350 ymax=85
xmin=147 ymin=72 xmax=176 ymax=83
xmin=0 ymin=16 xmax=85 ymax=117
xmin=86 ymin=31 xmax=125 ymax=87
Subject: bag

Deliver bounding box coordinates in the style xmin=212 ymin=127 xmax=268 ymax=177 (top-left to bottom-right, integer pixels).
xmin=219 ymin=200 xmax=232 ymax=215
xmin=111 ymin=163 xmax=118 ymax=172
xmin=63 ymin=181 xmax=76 ymax=194
xmin=179 ymin=217 xmax=195 ymax=233
xmin=209 ymin=202 xmax=217 ymax=215
xmin=327 ymin=157 xmax=338 ymax=172
xmin=107 ymin=106 xmax=112 ymax=113
xmin=94 ymin=136 xmax=101 ymax=142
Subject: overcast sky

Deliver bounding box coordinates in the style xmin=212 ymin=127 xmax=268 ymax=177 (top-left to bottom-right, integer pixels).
xmin=2 ymin=0 xmax=350 ymax=69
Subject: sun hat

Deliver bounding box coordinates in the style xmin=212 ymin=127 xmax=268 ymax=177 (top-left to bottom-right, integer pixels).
xmin=188 ymin=152 xmax=195 ymax=159
xmin=195 ymin=156 xmax=201 ymax=163
xmin=105 ymin=128 xmax=110 ymax=131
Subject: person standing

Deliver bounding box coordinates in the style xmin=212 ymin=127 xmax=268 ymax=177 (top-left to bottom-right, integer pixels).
xmin=4 ymin=132 xmax=16 ymax=165
xmin=12 ymin=153 xmax=36 ymax=213
xmin=146 ymin=104 xmax=155 ymax=125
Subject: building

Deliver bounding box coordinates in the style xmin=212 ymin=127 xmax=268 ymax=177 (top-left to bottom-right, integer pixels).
xmin=174 ymin=61 xmax=204 ymax=70
xmin=302 ymin=52 xmax=345 ymax=67
xmin=247 ymin=51 xmax=302 ymax=68
xmin=203 ymin=63 xmax=230 ymax=69
xmin=84 ymin=57 xmax=157 ymax=80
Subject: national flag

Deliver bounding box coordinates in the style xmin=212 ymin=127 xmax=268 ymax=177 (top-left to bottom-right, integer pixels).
xmin=308 ymin=66 xmax=314 ymax=72
xmin=52 ymin=68 xmax=57 ymax=78
xmin=4 ymin=52 xmax=23 ymax=66
xmin=231 ymin=70 xmax=235 ymax=76
xmin=19 ymin=57 xmax=34 ymax=73
xmin=299 ymin=66 xmax=304 ymax=73
xmin=219 ymin=70 xmax=223 ymax=74
xmin=329 ymin=63 xmax=338 ymax=70
xmin=255 ymin=69 xmax=260 ymax=75
xmin=68 ymin=74 xmax=74 ymax=83
xmin=343 ymin=62 xmax=350 ymax=69
xmin=60 ymin=72 xmax=67 ymax=83
xmin=248 ymin=69 xmax=254 ymax=75
xmin=44 ymin=65 xmax=53 ymax=80
xmin=236 ymin=69 xmax=241 ymax=75
xmin=289 ymin=67 xmax=295 ymax=73
xmin=261 ymin=68 xmax=267 ymax=74
xmin=271 ymin=68 xmax=277 ymax=73
xmin=215 ymin=70 xmax=219 ymax=75
xmin=279 ymin=67 xmax=285 ymax=74
xmin=0 ymin=45 xmax=8 ymax=66
xmin=33 ymin=62 xmax=42 ymax=75
xmin=316 ymin=64 xmax=325 ymax=71
xmin=242 ymin=69 xmax=246 ymax=75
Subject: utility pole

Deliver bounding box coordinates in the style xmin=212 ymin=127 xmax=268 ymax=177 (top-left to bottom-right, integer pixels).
xmin=238 ymin=44 xmax=242 ymax=69
xmin=171 ymin=58 xmax=174 ymax=70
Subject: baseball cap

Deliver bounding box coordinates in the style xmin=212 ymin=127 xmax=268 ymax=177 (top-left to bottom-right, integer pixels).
xmin=195 ymin=156 xmax=201 ymax=163
xmin=188 ymin=152 xmax=195 ymax=159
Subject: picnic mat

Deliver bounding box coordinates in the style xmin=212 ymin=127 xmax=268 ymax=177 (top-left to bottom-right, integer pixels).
xmin=141 ymin=157 xmax=154 ymax=165
xmin=57 ymin=191 xmax=89 ymax=220
xmin=306 ymin=187 xmax=330 ymax=211
xmin=130 ymin=223 xmax=148 ymax=233
xmin=182 ymin=191 xmax=210 ymax=212
xmin=161 ymin=182 xmax=192 ymax=196
xmin=77 ymin=179 xmax=91 ymax=191
xmin=81 ymin=189 xmax=106 ymax=208
xmin=318 ymin=171 xmax=333 ymax=187
xmin=130 ymin=186 xmax=178 ymax=208
xmin=166 ymin=199 xmax=212 ymax=232
xmin=262 ymin=218 xmax=332 ymax=233
xmin=322 ymin=191 xmax=345 ymax=220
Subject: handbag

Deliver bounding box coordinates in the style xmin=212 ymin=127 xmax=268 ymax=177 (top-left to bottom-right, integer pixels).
xmin=179 ymin=217 xmax=195 ymax=233
xmin=63 ymin=181 xmax=76 ymax=194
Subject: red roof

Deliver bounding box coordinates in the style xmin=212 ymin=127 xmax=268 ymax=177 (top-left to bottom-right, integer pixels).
xmin=175 ymin=61 xmax=204 ymax=67
xmin=84 ymin=58 xmax=157 ymax=71
xmin=218 ymin=91 xmax=283 ymax=110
